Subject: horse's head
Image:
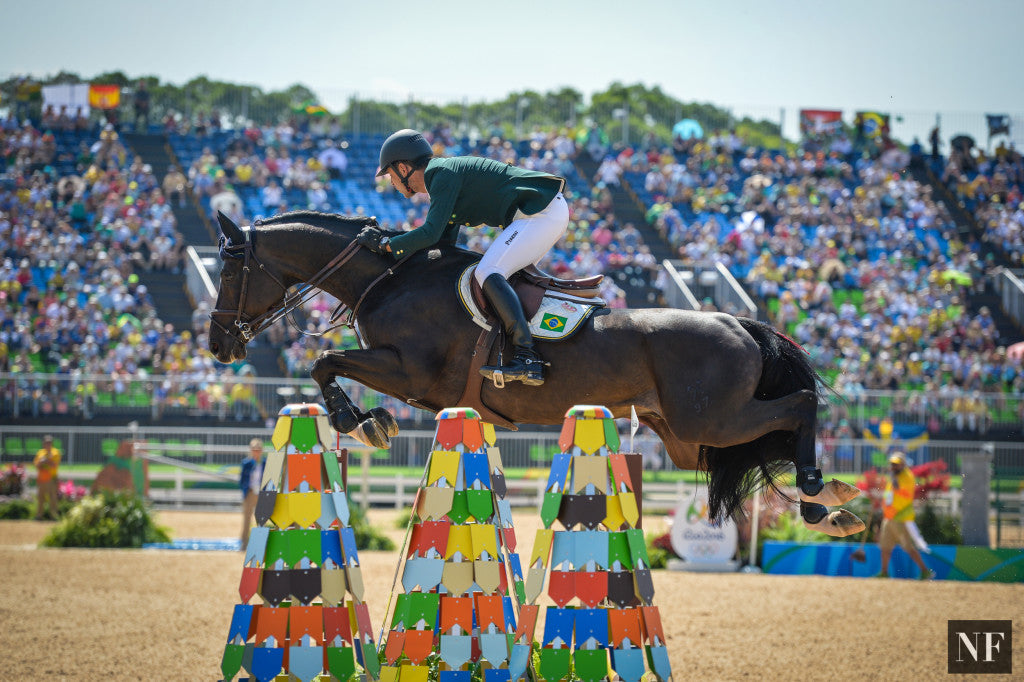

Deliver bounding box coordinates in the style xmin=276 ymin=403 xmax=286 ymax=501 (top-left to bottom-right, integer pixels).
xmin=208 ymin=212 xmax=290 ymax=364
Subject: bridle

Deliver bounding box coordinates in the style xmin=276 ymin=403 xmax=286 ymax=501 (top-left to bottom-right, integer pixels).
xmin=209 ymin=222 xmax=412 ymax=349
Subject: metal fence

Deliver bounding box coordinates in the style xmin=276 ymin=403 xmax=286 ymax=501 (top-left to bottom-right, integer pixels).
xmin=3 ymin=423 xmax=1020 ymax=545
xmin=0 ymin=372 xmax=438 ymax=428
xmin=2 ymin=419 xmax=1021 ymax=476
xmin=5 ymin=372 xmax=1020 ymax=435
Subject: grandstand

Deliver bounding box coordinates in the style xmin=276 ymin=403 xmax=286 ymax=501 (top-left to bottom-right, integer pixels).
xmin=0 ymin=86 xmax=1021 ymax=450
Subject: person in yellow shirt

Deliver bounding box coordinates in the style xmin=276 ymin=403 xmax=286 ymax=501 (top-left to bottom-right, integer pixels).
xmin=876 ymin=452 xmax=934 ymax=579
xmin=33 ymin=435 xmax=61 ymax=520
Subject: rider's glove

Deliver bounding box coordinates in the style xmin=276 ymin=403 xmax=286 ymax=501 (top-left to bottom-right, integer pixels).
xmin=356 ymin=226 xmax=390 ymax=255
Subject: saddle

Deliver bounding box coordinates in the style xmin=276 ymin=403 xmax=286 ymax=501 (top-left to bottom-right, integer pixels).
xmin=468 ymin=265 xmax=604 ymax=321
xmin=458 ymin=266 xmax=605 ymax=429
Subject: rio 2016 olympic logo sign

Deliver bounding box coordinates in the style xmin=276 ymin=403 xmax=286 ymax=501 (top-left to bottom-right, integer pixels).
xmin=669 ymin=488 xmax=738 ymax=564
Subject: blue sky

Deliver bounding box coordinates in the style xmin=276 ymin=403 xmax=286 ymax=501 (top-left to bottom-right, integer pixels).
xmin=4 ymin=0 xmax=1023 ymax=141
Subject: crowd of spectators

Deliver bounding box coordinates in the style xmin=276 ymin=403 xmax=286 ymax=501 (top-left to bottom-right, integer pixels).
xmin=2 ymin=106 xmax=1021 ymax=433
xmin=0 ymin=115 xmax=233 ymax=418
xmin=610 ymin=131 xmax=1022 ymax=433
xmin=939 ymin=137 xmax=1024 ymax=268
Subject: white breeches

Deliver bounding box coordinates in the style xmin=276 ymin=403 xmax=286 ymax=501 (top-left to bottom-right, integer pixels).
xmin=475 ymin=193 xmax=569 ymax=285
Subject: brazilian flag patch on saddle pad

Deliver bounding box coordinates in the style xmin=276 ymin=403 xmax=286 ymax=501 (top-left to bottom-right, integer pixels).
xmin=457 ymin=266 xmax=603 ymax=342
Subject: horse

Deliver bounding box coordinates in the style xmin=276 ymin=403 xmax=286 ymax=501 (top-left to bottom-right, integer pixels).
xmin=208 ymin=211 xmax=864 ymax=537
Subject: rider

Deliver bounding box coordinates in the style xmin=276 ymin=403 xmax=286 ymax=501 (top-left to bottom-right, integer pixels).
xmin=356 ymin=128 xmax=569 ymax=387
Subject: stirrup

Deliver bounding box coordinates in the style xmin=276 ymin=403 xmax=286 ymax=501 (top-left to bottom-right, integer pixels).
xmin=479 ymin=349 xmax=547 ymax=388
xmin=513 ymin=349 xmax=546 ymax=387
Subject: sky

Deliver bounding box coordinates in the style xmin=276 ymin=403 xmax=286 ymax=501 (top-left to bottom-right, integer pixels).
xmin=4 ymin=0 xmax=1024 ymax=142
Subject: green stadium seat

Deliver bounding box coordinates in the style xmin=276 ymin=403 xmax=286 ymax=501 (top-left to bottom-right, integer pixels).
xmin=101 ymin=438 xmax=119 ymax=457
xmin=3 ymin=437 xmax=25 ymax=458
xmin=184 ymin=438 xmax=203 ymax=458
xmin=530 ymin=444 xmax=554 ymax=463
xmin=24 ymin=437 xmax=43 ymax=456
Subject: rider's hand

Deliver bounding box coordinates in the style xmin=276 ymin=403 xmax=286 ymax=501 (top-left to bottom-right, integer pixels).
xmin=356 ymin=226 xmax=391 ymax=255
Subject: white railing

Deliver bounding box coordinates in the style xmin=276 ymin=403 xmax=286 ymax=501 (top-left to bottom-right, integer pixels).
xmin=660 ymin=259 xmax=701 ymax=311
xmin=184 ymin=244 xmax=218 ymax=308
xmin=660 ymin=259 xmax=757 ymax=317
xmin=996 ymin=268 xmax=1024 ymax=327
xmin=714 ymin=261 xmax=758 ymax=318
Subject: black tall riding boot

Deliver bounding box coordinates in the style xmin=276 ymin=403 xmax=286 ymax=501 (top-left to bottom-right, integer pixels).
xmin=479 ymin=273 xmax=545 ymax=386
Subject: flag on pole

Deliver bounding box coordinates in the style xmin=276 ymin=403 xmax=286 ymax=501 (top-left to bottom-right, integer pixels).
xmin=986 ymin=114 xmax=1010 ymax=138
xmin=629 ymin=405 xmax=639 ymax=453
xmin=88 ymin=84 xmax=121 ymax=109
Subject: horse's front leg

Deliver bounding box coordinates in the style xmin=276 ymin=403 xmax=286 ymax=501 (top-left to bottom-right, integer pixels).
xmin=311 ymin=348 xmax=403 ymax=449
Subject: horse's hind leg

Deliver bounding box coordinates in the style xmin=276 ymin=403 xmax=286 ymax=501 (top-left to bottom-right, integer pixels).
xmin=771 ymin=395 xmax=864 ymax=538
xmin=698 ymin=389 xmax=864 ymax=537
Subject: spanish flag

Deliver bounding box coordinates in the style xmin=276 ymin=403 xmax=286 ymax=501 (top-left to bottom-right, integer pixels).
xmin=89 ymin=84 xmax=121 ymax=109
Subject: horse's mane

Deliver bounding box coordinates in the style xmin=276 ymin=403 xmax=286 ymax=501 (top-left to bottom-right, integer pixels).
xmin=254 ymin=210 xmax=481 ymax=264
xmin=256 ymin=210 xmax=378 ymax=232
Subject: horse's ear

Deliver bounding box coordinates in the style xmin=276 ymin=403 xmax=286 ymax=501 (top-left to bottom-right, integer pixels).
xmin=217 ymin=211 xmax=245 ymax=243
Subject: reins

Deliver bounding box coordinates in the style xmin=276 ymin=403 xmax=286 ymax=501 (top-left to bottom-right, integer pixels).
xmin=210 ymin=224 xmax=411 ymax=348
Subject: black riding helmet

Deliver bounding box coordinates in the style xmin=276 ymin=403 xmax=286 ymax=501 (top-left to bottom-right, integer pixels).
xmin=376 ymin=129 xmax=433 ymax=177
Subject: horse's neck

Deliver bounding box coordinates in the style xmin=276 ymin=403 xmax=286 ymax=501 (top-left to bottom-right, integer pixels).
xmin=262 ymin=224 xmax=368 ymax=307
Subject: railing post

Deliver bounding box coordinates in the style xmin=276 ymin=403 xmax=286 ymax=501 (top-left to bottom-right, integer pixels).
xmin=395 ymin=473 xmax=403 ymax=510
xmin=175 ymin=468 xmax=184 ymax=510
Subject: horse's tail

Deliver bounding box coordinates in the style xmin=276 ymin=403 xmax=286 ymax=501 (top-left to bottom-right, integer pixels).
xmin=699 ymin=316 xmax=823 ymax=521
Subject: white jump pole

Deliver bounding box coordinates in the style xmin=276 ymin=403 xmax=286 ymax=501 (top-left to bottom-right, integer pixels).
xmin=749 ymin=491 xmax=761 ymax=569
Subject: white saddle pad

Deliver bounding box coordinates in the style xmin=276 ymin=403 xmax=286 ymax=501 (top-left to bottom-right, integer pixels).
xmin=457 ymin=266 xmax=604 ymax=341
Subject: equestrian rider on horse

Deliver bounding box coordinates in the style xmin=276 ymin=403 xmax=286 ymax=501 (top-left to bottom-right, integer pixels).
xmin=357 ymin=129 xmax=569 ymax=387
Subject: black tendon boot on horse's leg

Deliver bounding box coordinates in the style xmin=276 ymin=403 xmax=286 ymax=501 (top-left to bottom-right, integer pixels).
xmin=791 ymin=401 xmax=864 ymax=537
xmin=478 ymin=274 xmax=545 ymax=387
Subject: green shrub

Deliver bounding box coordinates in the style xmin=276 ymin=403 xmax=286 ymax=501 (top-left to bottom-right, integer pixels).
xmin=760 ymin=509 xmax=836 ymax=545
xmin=646 ymin=532 xmax=670 ymax=569
xmin=914 ymin=502 xmax=962 ymax=545
xmin=393 ymin=506 xmax=415 ymax=529
xmin=349 ymin=504 xmax=395 ymax=551
xmin=0 ymin=498 xmax=34 ymax=519
xmin=40 ymin=491 xmax=171 ymax=548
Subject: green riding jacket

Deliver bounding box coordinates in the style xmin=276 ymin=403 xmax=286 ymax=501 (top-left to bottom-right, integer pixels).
xmin=387 ymin=156 xmax=564 ymax=259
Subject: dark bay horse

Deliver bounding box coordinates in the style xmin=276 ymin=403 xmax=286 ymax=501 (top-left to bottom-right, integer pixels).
xmin=208 ymin=211 xmax=863 ymax=536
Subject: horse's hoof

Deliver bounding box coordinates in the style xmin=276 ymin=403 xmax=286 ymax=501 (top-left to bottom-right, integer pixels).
xmin=804 ymin=508 xmax=866 ymax=538
xmin=798 ymin=478 xmax=861 ymax=506
xmin=350 ymin=418 xmax=391 ymax=449
xmin=369 ymin=407 xmax=400 ymax=437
